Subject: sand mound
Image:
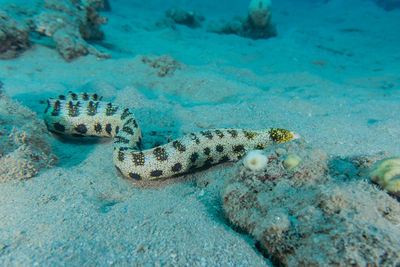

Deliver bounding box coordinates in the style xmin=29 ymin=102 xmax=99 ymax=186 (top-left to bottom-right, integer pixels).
xmin=0 ymin=96 xmax=57 ymax=182
xmin=223 ymin=141 xmax=400 ymax=265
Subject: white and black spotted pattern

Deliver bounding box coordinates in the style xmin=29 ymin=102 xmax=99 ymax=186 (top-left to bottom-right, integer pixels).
xmin=43 ymin=92 xmax=298 ymax=181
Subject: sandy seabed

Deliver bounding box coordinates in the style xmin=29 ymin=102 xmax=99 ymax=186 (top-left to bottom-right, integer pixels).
xmin=0 ymin=0 xmax=400 ymax=265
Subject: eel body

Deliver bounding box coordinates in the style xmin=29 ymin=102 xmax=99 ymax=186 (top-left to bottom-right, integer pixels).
xmin=44 ymin=92 xmax=298 ymax=180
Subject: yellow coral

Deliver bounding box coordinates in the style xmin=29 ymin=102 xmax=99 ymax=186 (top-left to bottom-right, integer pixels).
xmin=369 ymin=157 xmax=400 ymax=195
xmin=283 ymin=154 xmax=302 ymax=170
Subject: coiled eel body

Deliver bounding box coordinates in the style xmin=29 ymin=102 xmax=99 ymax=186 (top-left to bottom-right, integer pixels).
xmin=44 ymin=92 xmax=298 ymax=181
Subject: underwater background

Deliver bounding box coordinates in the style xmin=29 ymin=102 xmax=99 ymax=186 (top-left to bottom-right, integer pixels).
xmin=0 ymin=0 xmax=400 ymax=266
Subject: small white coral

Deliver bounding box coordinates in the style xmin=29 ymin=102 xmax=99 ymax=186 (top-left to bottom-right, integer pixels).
xmin=243 ymin=150 xmax=268 ymax=171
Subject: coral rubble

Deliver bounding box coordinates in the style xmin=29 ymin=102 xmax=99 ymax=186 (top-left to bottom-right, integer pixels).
xmin=165 ymin=7 xmax=204 ymax=28
xmin=209 ymin=0 xmax=276 ymax=39
xmin=0 ymin=9 xmax=30 ymax=59
xmin=140 ymin=54 xmax=185 ymax=77
xmin=0 ymin=0 xmax=109 ymax=61
xmin=223 ymin=142 xmax=400 ymax=265
xmin=157 ymin=7 xmax=204 ymax=29
xmin=33 ymin=0 xmax=110 ymax=60
xmin=0 ymin=96 xmax=57 ymax=182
